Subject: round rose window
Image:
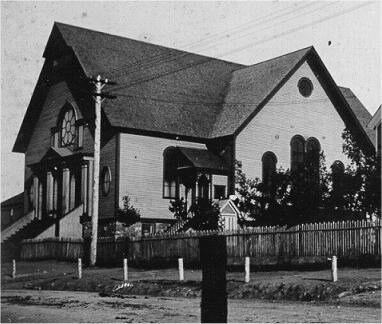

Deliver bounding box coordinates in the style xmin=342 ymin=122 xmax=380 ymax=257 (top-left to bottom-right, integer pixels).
xmin=60 ymin=108 xmax=76 ymax=146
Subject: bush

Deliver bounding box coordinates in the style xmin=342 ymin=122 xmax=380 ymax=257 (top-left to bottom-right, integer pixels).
xmin=169 ymin=198 xmax=221 ymax=231
xmin=116 ymin=196 xmax=141 ymax=226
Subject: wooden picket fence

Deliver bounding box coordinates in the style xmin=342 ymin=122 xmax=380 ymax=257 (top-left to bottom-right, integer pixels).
xmin=20 ymin=237 xmax=84 ymax=261
xmin=20 ymin=219 xmax=381 ymax=266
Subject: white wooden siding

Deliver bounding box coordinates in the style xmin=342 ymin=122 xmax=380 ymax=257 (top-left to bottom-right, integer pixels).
xmin=236 ymin=61 xmax=350 ymax=180
xmin=59 ymin=204 xmax=83 ymax=238
xmin=119 ymin=134 xmax=206 ymax=220
xmin=35 ymin=205 xmax=83 ymax=239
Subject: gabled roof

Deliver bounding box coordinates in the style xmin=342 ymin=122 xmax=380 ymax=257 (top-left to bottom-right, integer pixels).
xmin=218 ymin=199 xmax=240 ymax=216
xmin=50 ymin=23 xmax=243 ymax=139
xmin=368 ymin=105 xmax=381 ymax=129
xmin=13 ymin=23 xmax=375 ymax=154
xmin=339 ymin=87 xmax=374 ymax=143
xmin=211 ymin=47 xmax=311 ymax=137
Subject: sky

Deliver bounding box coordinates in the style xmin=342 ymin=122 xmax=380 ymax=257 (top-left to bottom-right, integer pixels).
xmin=1 ymin=0 xmax=381 ymax=201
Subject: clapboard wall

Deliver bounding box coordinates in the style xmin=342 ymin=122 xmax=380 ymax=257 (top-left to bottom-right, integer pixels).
xmin=118 ymin=133 xmax=206 ymax=221
xmin=236 ymin=61 xmax=350 ymax=180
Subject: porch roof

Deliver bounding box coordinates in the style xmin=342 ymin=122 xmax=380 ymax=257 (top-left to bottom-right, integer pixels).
xmin=177 ymin=147 xmax=229 ymax=174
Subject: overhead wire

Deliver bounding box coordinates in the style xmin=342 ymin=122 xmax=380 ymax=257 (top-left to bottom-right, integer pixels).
xmin=105 ymin=91 xmax=357 ymax=108
xmin=100 ymin=1 xmax=322 ymax=78
xmin=107 ymin=2 xmax=371 ymax=94
xmin=110 ymin=1 xmax=331 ymax=78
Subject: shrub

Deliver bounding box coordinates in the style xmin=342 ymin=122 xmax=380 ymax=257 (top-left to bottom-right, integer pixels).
xmin=116 ymin=195 xmax=141 ymax=226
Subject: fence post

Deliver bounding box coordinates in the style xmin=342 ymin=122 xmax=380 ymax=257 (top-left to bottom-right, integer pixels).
xmin=12 ymin=259 xmax=16 ymax=279
xmin=331 ymin=256 xmax=337 ymax=282
xmin=124 ymin=258 xmax=128 ymax=281
xmin=178 ymin=258 xmax=184 ymax=281
xmin=78 ymin=258 xmax=82 ymax=279
xmin=200 ymin=235 xmax=227 ymax=323
xmin=245 ymin=257 xmax=250 ymax=283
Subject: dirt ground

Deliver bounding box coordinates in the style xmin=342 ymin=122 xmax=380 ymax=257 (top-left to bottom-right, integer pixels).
xmin=1 ymin=260 xmax=381 ymax=323
xmin=1 ymin=289 xmax=381 ymax=323
xmin=2 ymin=260 xmax=381 ymax=306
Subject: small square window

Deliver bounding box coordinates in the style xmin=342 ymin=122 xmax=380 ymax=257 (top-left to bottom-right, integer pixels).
xmin=214 ymin=185 xmax=226 ymax=200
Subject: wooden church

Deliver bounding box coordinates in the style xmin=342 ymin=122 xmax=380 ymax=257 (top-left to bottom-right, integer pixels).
xmin=2 ymin=22 xmax=374 ymax=243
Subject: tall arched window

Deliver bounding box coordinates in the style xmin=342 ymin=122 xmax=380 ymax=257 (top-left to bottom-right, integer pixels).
xmin=306 ymin=137 xmax=321 ymax=171
xmin=290 ymin=135 xmax=305 ymax=171
xmin=262 ymin=151 xmax=277 ymax=189
xmin=331 ymin=160 xmax=344 ymax=203
xmin=163 ymin=147 xmax=179 ymax=199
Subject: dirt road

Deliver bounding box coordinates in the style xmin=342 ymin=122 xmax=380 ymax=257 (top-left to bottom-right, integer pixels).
xmin=1 ymin=289 xmax=380 ymax=323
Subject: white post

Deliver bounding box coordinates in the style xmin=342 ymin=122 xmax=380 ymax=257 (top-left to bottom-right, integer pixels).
xmin=12 ymin=259 xmax=16 ymax=279
xmin=124 ymin=258 xmax=128 ymax=281
xmin=245 ymin=257 xmax=250 ymax=283
xmin=331 ymin=256 xmax=337 ymax=282
xmin=178 ymin=258 xmax=184 ymax=281
xmin=78 ymin=258 xmax=82 ymax=279
xmin=90 ymin=76 xmax=103 ymax=267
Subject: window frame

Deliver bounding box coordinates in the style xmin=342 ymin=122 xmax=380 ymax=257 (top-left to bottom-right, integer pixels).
xmin=262 ymin=151 xmax=278 ymax=190
xmin=298 ymin=77 xmax=313 ymax=97
xmin=290 ymin=135 xmax=305 ymax=171
xmin=163 ymin=147 xmax=179 ymax=199
xmin=101 ymin=166 xmax=112 ymax=196
xmin=59 ymin=107 xmax=77 ymax=148
xmin=214 ymin=185 xmax=226 ymax=200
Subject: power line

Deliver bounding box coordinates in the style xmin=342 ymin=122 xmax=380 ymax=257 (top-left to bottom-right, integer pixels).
xmin=101 ymin=2 xmax=322 ymax=78
xmin=105 ymin=91 xmax=357 ymax=107
xmin=106 ymin=2 xmax=371 ymax=94
xmin=180 ymin=2 xmax=317 ymax=51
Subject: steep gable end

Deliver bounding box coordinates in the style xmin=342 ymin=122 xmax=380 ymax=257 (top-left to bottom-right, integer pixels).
xmin=211 ymin=47 xmax=312 ymax=137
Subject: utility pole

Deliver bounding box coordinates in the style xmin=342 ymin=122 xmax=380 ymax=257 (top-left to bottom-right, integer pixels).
xmin=89 ymin=75 xmax=115 ymax=266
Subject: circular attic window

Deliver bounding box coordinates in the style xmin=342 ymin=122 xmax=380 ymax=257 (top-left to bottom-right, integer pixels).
xmin=298 ymin=78 xmax=313 ymax=97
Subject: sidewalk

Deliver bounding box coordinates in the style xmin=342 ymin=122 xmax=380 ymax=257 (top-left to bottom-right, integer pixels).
xmin=2 ymin=260 xmax=381 ymax=307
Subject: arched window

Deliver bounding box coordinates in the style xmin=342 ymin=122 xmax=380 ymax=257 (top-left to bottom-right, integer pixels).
xmin=163 ymin=147 xmax=179 ymax=199
xmin=331 ymin=160 xmax=344 ymax=201
xmin=262 ymin=151 xmax=277 ymax=189
xmin=306 ymin=137 xmax=321 ymax=170
xmin=290 ymin=135 xmax=305 ymax=171
xmin=306 ymin=137 xmax=321 ymax=185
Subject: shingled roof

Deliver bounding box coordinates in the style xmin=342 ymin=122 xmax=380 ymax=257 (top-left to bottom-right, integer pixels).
xmin=339 ymin=87 xmax=374 ymax=143
xmin=13 ymin=23 xmax=374 ymax=152
xmin=51 ymin=23 xmax=243 ymax=139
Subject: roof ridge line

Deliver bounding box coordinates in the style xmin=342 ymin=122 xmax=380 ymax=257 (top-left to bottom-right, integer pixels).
xmin=54 ymin=22 xmax=245 ymax=68
xmin=235 ymin=46 xmax=313 ymax=71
